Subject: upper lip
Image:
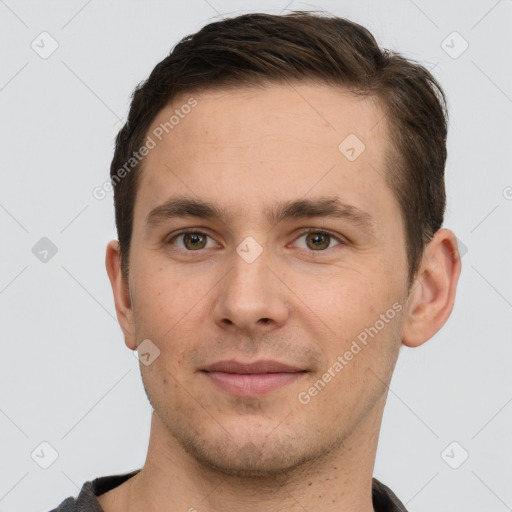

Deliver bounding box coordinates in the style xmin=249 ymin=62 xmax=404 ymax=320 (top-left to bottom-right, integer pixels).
xmin=201 ymin=360 xmax=306 ymax=374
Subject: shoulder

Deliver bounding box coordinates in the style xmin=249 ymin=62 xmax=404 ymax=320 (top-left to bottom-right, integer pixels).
xmin=372 ymin=477 xmax=409 ymax=512
xmin=47 ymin=470 xmax=140 ymax=512
xmin=47 ymin=480 xmax=99 ymax=512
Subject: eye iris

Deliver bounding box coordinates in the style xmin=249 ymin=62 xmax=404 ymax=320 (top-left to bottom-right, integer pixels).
xmin=184 ymin=233 xmax=206 ymax=250
xmin=306 ymin=232 xmax=329 ymax=250
xmin=179 ymin=232 xmax=332 ymax=250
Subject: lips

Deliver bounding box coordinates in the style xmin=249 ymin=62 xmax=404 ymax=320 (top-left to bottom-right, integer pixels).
xmin=202 ymin=359 xmax=304 ymax=374
xmin=201 ymin=359 xmax=307 ymax=396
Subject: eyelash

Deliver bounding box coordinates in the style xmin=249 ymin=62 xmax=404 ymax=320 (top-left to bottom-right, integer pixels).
xmin=167 ymin=227 xmax=345 ymax=252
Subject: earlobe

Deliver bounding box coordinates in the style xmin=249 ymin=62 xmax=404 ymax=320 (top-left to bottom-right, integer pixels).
xmin=105 ymin=240 xmax=137 ymax=350
xmin=401 ymin=228 xmax=462 ymax=348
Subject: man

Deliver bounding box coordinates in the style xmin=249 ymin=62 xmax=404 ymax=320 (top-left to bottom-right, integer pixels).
xmin=50 ymin=10 xmax=461 ymax=512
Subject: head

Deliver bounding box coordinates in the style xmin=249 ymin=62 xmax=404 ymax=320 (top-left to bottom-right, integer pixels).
xmin=110 ymin=11 xmax=448 ymax=289
xmin=106 ymin=11 xmax=460 ymax=477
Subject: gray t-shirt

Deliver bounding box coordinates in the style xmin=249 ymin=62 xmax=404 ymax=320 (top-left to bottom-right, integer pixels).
xmin=48 ymin=469 xmax=408 ymax=511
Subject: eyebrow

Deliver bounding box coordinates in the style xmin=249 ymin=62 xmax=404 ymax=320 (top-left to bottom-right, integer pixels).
xmin=146 ymin=195 xmax=376 ymax=235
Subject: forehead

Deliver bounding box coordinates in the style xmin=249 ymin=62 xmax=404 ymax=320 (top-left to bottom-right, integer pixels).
xmin=158 ymin=81 xmax=387 ymax=149
xmin=133 ymin=81 xmax=398 ymax=234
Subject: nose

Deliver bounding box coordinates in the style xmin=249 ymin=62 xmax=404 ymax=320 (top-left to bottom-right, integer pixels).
xmin=212 ymin=242 xmax=290 ymax=334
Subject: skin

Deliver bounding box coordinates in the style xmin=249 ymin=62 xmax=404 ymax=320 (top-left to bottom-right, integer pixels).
xmin=102 ymin=82 xmax=461 ymax=512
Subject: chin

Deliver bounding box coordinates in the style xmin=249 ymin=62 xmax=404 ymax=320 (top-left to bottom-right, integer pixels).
xmin=169 ymin=417 xmax=343 ymax=480
xmin=182 ymin=437 xmax=320 ymax=478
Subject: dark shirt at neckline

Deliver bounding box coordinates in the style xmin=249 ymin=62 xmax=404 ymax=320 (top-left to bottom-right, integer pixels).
xmin=49 ymin=469 xmax=408 ymax=512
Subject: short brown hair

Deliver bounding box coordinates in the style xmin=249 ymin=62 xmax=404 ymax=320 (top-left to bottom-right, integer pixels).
xmin=110 ymin=11 xmax=448 ymax=288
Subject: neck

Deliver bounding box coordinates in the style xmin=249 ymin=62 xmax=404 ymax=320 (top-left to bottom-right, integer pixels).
xmin=107 ymin=394 xmax=387 ymax=512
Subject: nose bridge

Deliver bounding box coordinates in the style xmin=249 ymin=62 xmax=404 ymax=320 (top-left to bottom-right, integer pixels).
xmin=231 ymin=238 xmax=271 ymax=297
xmin=213 ymin=236 xmax=289 ymax=330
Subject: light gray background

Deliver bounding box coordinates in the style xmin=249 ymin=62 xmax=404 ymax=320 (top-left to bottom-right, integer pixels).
xmin=1 ymin=1 xmax=511 ymax=511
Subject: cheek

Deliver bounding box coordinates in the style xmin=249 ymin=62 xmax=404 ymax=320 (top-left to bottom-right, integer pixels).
xmin=293 ymin=269 xmax=401 ymax=361
xmin=130 ymin=264 xmax=208 ymax=353
xmin=295 ymin=269 xmax=380 ymax=328
xmin=133 ymin=261 xmax=194 ymax=310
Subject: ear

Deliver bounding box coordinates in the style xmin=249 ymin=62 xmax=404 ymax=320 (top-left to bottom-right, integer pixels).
xmin=402 ymin=228 xmax=462 ymax=348
xmin=105 ymin=240 xmax=137 ymax=350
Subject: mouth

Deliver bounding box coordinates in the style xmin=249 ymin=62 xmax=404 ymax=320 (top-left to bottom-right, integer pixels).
xmin=200 ymin=359 xmax=308 ymax=397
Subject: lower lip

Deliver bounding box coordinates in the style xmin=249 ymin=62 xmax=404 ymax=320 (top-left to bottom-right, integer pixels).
xmin=202 ymin=371 xmax=306 ymax=396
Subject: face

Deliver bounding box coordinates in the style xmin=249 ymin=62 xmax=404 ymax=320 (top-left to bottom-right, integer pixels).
xmin=122 ymin=82 xmax=412 ymax=476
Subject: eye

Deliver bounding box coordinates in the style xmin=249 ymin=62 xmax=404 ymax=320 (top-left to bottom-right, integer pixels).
xmin=168 ymin=229 xmax=217 ymax=251
xmin=293 ymin=229 xmax=343 ymax=251
xmin=167 ymin=228 xmax=345 ymax=252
